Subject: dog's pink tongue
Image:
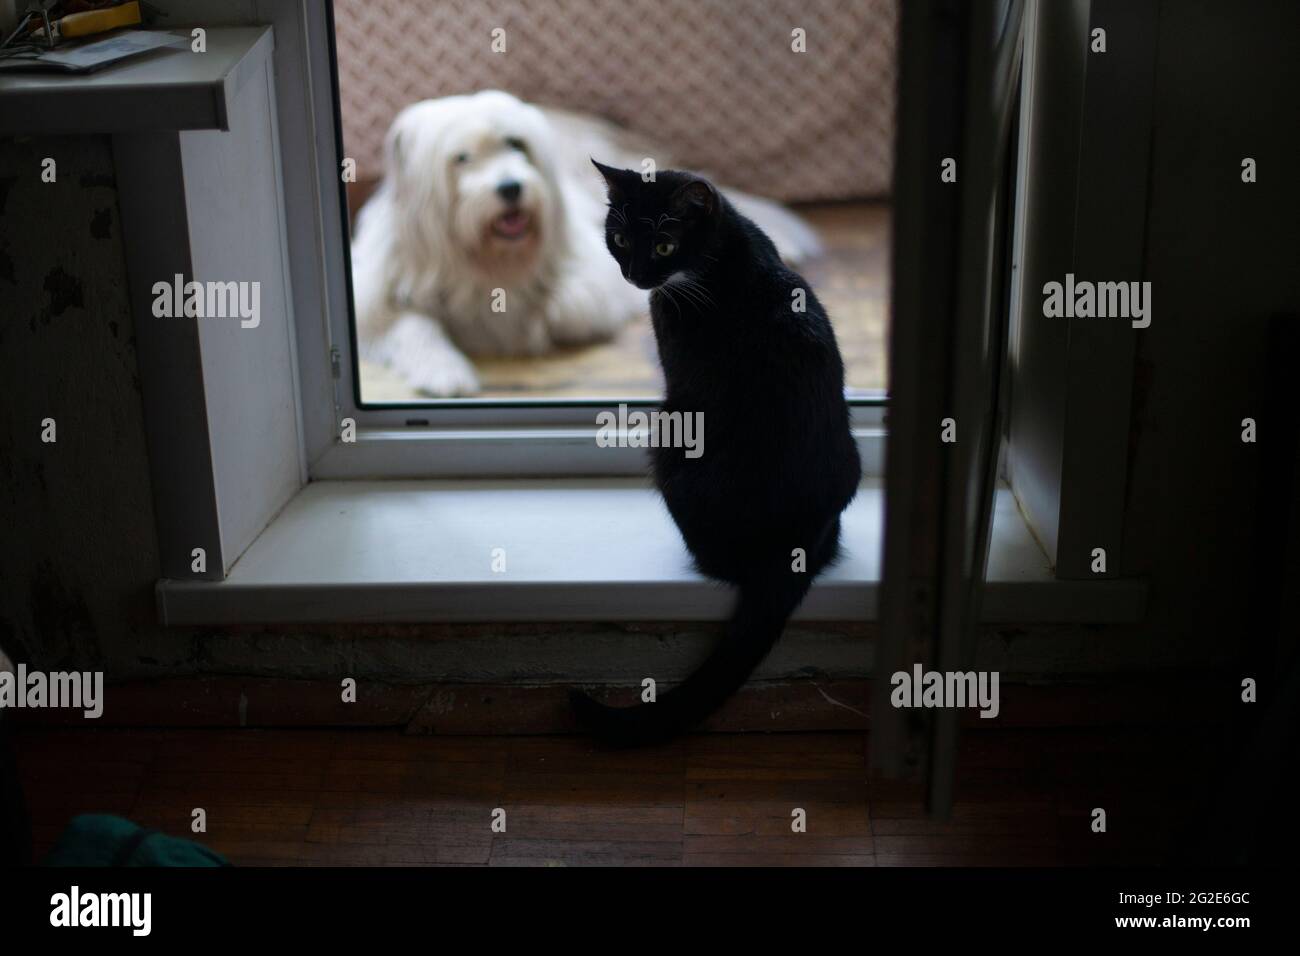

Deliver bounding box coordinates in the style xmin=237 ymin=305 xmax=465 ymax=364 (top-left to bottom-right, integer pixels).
xmin=494 ymin=210 xmax=531 ymax=238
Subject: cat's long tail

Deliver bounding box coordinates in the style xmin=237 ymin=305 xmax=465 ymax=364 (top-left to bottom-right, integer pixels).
xmin=568 ymin=574 xmax=812 ymax=747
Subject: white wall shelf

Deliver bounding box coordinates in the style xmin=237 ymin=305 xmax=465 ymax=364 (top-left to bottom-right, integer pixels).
xmin=7 ymin=22 xmax=307 ymax=582
xmin=0 ymin=27 xmax=272 ymax=133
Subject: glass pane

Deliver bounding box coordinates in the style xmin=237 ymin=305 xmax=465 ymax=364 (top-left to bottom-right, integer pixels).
xmin=332 ymin=0 xmax=895 ymax=405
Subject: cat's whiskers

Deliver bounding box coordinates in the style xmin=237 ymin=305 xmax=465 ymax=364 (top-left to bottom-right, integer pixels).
xmin=654 ymin=270 xmax=715 ymax=313
xmin=682 ymin=276 xmax=715 ymax=300
xmin=653 ymin=284 xmax=684 ymax=322
xmin=659 ymin=273 xmax=696 ymax=303
xmin=672 ymin=276 xmax=716 ymax=311
xmin=671 ymin=284 xmax=708 ymax=311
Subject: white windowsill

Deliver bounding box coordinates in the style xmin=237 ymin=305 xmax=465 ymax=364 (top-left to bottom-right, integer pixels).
xmin=155 ymin=478 xmax=1146 ymax=625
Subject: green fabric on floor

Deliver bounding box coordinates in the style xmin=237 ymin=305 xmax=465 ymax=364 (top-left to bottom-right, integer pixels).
xmin=43 ymin=813 xmax=228 ymax=867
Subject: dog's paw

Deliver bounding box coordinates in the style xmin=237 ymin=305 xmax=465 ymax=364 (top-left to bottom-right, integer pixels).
xmin=545 ymin=271 xmax=642 ymax=345
xmin=369 ymin=312 xmax=484 ymax=397
xmin=409 ymin=352 xmax=482 ymax=397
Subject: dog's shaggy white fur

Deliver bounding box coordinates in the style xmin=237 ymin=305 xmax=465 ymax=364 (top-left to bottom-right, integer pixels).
xmin=350 ymin=89 xmax=822 ymax=396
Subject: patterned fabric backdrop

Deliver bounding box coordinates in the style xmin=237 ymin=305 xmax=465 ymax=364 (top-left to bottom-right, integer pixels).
xmin=334 ymin=0 xmax=897 ymax=202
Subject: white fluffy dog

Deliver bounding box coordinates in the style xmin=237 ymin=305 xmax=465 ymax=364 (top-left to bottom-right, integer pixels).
xmin=350 ymin=89 xmax=822 ymax=397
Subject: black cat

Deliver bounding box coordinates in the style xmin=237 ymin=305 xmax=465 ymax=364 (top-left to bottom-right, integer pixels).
xmin=569 ymin=162 xmax=862 ymax=745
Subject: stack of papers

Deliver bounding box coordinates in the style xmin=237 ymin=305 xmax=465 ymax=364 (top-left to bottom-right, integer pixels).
xmin=0 ymin=29 xmax=190 ymax=74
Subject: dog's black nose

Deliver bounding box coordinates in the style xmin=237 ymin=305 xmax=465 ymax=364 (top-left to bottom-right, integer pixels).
xmin=496 ymin=180 xmax=522 ymax=202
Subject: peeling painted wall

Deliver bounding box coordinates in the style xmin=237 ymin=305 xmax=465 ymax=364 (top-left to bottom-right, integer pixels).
xmin=0 ymin=135 xmax=159 ymax=673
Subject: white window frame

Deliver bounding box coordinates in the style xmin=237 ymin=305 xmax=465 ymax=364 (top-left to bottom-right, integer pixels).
xmin=259 ymin=1 xmax=887 ymax=481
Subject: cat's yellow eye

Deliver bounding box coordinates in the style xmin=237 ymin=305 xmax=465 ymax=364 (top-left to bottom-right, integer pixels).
xmin=654 ymin=241 xmax=677 ymax=257
xmin=612 ymin=232 xmax=629 ymax=248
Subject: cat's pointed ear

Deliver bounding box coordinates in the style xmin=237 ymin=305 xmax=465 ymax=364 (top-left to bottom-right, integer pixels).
xmin=669 ymin=178 xmax=717 ymax=219
xmin=591 ymin=158 xmax=631 ymax=194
